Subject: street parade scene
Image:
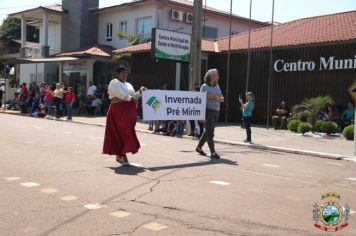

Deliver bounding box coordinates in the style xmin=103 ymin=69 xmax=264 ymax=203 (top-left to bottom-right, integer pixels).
xmin=0 ymin=0 xmax=356 ymax=235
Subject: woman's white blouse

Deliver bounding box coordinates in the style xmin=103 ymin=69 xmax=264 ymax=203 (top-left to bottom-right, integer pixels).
xmin=108 ymin=79 xmax=141 ymax=101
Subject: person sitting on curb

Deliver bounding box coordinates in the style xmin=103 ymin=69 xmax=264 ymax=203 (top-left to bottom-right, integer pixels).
xmin=272 ymin=101 xmax=290 ymax=129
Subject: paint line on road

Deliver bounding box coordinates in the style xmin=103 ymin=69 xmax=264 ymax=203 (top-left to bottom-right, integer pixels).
xmin=142 ymin=222 xmax=168 ymax=231
xmin=141 ymin=143 xmax=147 ymax=147
xmin=262 ymin=164 xmax=280 ymax=168
xmin=60 ymin=195 xmax=78 ymax=201
xmin=347 ymin=178 xmax=356 ymax=181
xmin=210 ymin=180 xmax=231 ymax=186
xmin=84 ymin=203 xmax=108 ymax=210
xmin=33 ymin=126 xmax=43 ymax=130
xmin=41 ymin=188 xmax=59 ymax=194
xmin=110 ymin=210 xmax=131 ymax=218
xmin=24 ymin=141 xmax=36 ymax=144
xmin=41 ymin=144 xmax=49 ymax=147
xmin=21 ymin=182 xmax=40 ymax=187
xmin=63 ymin=131 xmax=72 ymax=134
xmin=327 ymin=162 xmax=344 ymax=167
xmin=5 ymin=177 xmax=21 ymax=181
xmin=350 ymin=210 xmax=355 ymax=214
xmin=130 ymin=163 xmax=144 ymax=168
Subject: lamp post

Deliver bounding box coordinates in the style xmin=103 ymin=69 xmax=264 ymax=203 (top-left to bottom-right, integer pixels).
xmin=189 ymin=0 xmax=203 ymax=90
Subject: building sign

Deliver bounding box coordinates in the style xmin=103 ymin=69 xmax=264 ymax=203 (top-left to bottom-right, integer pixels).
xmin=151 ymin=28 xmax=191 ymax=62
xmin=274 ymin=55 xmax=356 ymax=72
xmin=63 ymin=62 xmax=87 ymax=72
xmin=142 ymin=90 xmax=206 ymax=120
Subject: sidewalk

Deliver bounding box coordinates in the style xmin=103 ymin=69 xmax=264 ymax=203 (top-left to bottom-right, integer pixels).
xmin=1 ymin=110 xmax=354 ymax=160
xmin=71 ymin=115 xmax=354 ymax=160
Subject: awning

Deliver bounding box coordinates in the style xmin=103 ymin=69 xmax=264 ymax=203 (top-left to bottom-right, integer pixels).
xmin=17 ymin=57 xmax=79 ymax=64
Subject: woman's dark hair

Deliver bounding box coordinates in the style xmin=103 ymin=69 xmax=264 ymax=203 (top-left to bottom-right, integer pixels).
xmin=115 ymin=65 xmax=128 ymax=74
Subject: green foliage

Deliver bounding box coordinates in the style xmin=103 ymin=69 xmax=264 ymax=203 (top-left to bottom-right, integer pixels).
xmin=288 ymin=119 xmax=301 ymax=133
xmin=0 ymin=17 xmax=39 ymax=46
xmin=298 ymin=122 xmax=312 ymax=134
xmin=314 ymin=120 xmax=325 ymax=132
xmin=117 ymin=32 xmax=141 ymax=46
xmin=291 ymin=95 xmax=334 ymax=126
xmin=343 ymin=125 xmax=354 ymax=140
xmin=320 ymin=121 xmax=338 ymax=134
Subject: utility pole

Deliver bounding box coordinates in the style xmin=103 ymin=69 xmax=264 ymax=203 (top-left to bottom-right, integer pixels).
xmin=189 ymin=0 xmax=203 ymax=90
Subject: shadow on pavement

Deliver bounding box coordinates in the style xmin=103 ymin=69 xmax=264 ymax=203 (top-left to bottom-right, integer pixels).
xmin=148 ymin=159 xmax=238 ymax=172
xmin=107 ymin=166 xmax=146 ymax=175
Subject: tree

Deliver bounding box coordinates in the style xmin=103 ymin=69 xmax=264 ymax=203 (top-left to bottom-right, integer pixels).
xmin=0 ymin=17 xmax=39 ymax=48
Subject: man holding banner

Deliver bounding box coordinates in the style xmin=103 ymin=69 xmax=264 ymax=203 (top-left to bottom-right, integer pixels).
xmin=195 ymin=69 xmax=224 ymax=159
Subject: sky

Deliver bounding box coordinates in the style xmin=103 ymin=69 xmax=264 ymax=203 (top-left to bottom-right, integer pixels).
xmin=1 ymin=0 xmax=356 ymax=24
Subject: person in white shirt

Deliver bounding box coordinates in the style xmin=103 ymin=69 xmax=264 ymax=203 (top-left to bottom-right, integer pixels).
xmin=102 ymin=66 xmax=146 ymax=166
xmin=87 ymin=82 xmax=97 ymax=97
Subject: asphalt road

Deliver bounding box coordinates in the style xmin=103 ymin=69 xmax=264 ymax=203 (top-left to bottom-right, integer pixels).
xmin=0 ymin=114 xmax=356 ymax=236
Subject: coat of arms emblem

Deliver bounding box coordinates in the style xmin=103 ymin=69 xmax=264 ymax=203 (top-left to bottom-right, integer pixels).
xmin=313 ymin=192 xmax=350 ymax=232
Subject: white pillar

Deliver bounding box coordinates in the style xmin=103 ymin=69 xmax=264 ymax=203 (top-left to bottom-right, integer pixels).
xmin=20 ymin=16 xmax=27 ymax=57
xmin=175 ymin=62 xmax=181 ymax=90
xmin=58 ymin=62 xmax=63 ymax=83
xmin=42 ymin=13 xmax=50 ymax=57
xmin=21 ymin=16 xmax=27 ymax=47
xmin=43 ymin=13 xmax=49 ymax=47
xmin=86 ymin=60 xmax=95 ymax=88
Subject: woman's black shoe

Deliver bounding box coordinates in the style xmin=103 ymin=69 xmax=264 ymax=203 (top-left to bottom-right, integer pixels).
xmin=210 ymin=153 xmax=221 ymax=159
xmin=195 ymin=148 xmax=207 ymax=156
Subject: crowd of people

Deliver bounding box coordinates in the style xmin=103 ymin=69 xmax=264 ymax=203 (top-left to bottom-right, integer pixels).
xmin=271 ymin=101 xmax=354 ymax=131
xmin=4 ymin=81 xmax=111 ymax=120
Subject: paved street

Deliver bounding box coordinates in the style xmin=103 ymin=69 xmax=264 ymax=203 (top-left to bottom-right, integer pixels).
xmin=1 ymin=113 xmax=356 ymax=236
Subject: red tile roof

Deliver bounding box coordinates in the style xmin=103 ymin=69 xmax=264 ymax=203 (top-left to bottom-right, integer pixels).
xmin=56 ymin=45 xmax=116 ymax=57
xmin=113 ymin=40 xmax=216 ymax=54
xmin=216 ymin=10 xmax=356 ymax=52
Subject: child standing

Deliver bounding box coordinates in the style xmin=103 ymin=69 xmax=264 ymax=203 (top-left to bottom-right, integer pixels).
xmin=65 ymin=87 xmax=75 ymax=120
xmin=239 ymin=92 xmax=255 ymax=143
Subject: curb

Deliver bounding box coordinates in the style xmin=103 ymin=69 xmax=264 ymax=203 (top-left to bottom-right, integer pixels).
xmin=1 ymin=111 xmax=355 ymax=161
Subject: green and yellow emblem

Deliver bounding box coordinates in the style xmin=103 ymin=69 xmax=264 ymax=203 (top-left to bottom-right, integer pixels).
xmin=146 ymin=96 xmax=161 ymax=112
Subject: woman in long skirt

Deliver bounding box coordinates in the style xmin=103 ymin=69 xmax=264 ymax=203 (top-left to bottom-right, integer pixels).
xmin=103 ymin=66 xmax=146 ymax=166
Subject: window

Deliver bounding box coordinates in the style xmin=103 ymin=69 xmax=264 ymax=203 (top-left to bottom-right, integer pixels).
xmin=119 ymin=20 xmax=128 ymax=39
xmin=202 ymin=26 xmax=218 ymax=39
xmin=136 ymin=17 xmax=152 ymax=42
xmin=106 ymin=23 xmax=113 ymax=41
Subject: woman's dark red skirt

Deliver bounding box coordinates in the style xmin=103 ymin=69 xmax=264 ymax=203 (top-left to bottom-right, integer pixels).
xmin=102 ymin=101 xmax=140 ymax=156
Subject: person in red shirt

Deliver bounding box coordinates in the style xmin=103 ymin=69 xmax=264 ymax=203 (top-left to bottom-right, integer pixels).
xmin=65 ymin=87 xmax=75 ymax=120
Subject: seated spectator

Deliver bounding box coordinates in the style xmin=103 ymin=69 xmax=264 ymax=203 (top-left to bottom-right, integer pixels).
xmin=31 ymin=93 xmax=41 ymax=113
xmin=89 ymin=95 xmax=102 ymax=115
xmin=31 ymin=103 xmax=47 ymax=118
xmin=77 ymin=95 xmax=92 ymax=116
xmin=323 ymin=103 xmax=338 ymax=122
xmin=176 ymin=120 xmax=185 ymax=138
xmin=340 ymin=101 xmax=355 ymax=129
xmin=272 ymin=101 xmax=290 ymax=129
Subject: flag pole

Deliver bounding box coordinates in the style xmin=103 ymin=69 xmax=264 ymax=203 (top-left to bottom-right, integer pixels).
xmin=266 ymin=0 xmax=275 ymax=129
xmin=225 ymin=0 xmax=233 ymax=123
xmin=245 ymin=0 xmax=253 ymax=93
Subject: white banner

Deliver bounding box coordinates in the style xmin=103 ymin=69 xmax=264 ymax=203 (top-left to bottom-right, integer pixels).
xmin=142 ymin=90 xmax=206 ymax=121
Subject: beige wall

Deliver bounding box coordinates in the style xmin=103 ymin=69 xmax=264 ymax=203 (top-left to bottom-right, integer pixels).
xmin=98 ymin=2 xmax=266 ymax=49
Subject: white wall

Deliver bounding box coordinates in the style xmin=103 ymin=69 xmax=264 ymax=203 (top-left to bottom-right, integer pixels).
xmin=39 ymin=22 xmax=61 ymax=55
xmin=98 ymin=5 xmax=158 ymax=49
xmin=20 ymin=63 xmax=45 ymax=85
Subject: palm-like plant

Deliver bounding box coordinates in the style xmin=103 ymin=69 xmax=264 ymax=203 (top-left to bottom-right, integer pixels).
xmin=117 ymin=32 xmax=141 ymax=46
